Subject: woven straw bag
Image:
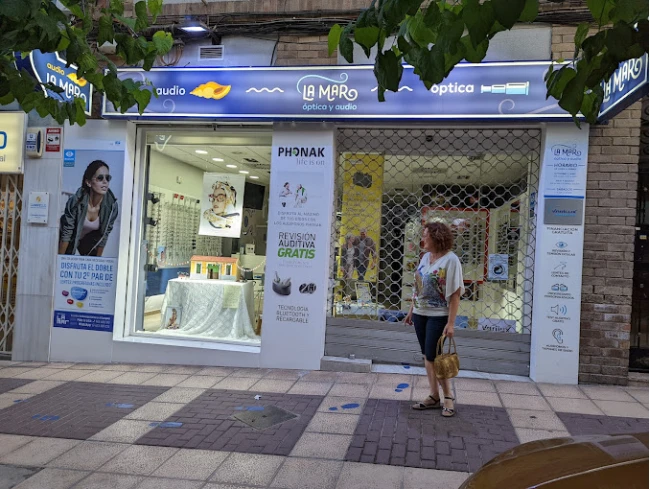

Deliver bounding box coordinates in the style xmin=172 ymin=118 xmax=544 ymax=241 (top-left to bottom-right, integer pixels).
xmin=434 ymin=335 xmax=460 ymax=380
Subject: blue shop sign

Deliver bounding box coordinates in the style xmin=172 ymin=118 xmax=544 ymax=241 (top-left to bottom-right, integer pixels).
xmin=18 ymin=51 xmax=93 ymax=115
xmin=101 ymin=61 xmax=575 ymax=121
xmin=598 ymin=54 xmax=648 ymax=121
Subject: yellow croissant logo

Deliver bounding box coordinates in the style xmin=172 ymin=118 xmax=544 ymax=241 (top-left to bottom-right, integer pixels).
xmin=190 ymin=81 xmax=231 ymax=100
xmin=67 ymin=73 xmax=88 ymax=87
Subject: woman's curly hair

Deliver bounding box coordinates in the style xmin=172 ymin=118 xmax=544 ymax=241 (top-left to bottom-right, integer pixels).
xmin=423 ymin=221 xmax=454 ymax=252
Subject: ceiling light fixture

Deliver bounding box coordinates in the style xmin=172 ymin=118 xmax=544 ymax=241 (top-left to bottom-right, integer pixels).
xmin=239 ymin=170 xmax=249 ymax=174
xmin=226 ymin=164 xmax=237 ymax=168
xmin=177 ymin=21 xmax=210 ymax=34
xmin=212 ymin=157 xmax=224 ymax=162
xmin=195 ymin=150 xmax=208 ymax=154
xmin=249 ymin=175 xmax=259 ymax=179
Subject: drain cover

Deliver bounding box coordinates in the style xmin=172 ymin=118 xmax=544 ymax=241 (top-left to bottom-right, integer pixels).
xmin=232 ymin=405 xmax=298 ymax=430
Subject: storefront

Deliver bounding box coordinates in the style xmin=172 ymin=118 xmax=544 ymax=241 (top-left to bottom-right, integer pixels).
xmin=28 ymin=58 xmax=645 ymax=384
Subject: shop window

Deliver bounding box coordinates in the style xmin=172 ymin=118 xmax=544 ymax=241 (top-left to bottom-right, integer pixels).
xmin=134 ymin=130 xmax=271 ymax=345
xmin=329 ymin=128 xmax=540 ymax=336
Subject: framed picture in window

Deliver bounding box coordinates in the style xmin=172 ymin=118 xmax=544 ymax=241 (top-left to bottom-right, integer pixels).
xmin=355 ymin=282 xmax=372 ymax=303
xmin=162 ymin=306 xmax=182 ymax=330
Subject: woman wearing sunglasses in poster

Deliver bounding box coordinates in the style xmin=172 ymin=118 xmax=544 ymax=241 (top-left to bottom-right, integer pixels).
xmin=58 ymin=160 xmax=119 ymax=257
xmin=203 ymin=181 xmax=239 ymax=229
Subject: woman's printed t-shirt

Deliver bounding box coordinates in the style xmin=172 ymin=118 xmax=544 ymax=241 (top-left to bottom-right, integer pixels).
xmin=412 ymin=252 xmax=465 ymax=317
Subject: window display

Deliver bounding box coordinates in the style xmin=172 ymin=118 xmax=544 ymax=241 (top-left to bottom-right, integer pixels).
xmin=136 ymin=130 xmax=271 ymax=346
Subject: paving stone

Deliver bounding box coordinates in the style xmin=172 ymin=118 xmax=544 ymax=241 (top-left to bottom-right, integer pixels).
xmin=515 ymin=428 xmax=570 ymax=444
xmin=71 ymin=472 xmax=142 ymax=489
xmin=153 ymin=388 xmax=206 ymax=404
xmin=579 ymin=386 xmax=637 ymax=402
xmin=0 ymin=434 xmax=34 ymax=458
xmin=8 ymin=381 xmax=64 ymax=395
xmin=91 ymin=420 xmax=157 ymax=443
xmin=99 ymin=445 xmax=178 ymax=475
xmin=557 ymin=412 xmax=649 ymax=436
xmin=250 ymin=379 xmax=296 ymax=394
xmin=136 ymin=389 xmax=323 ymax=456
xmin=307 ymin=413 xmax=359 ymax=434
xmin=456 ymin=391 xmax=502 ymax=408
xmin=299 ymin=371 xmax=341 ymax=383
xmin=289 ymin=381 xmax=333 ymax=396
xmin=336 ymin=373 xmax=376 ymax=385
xmin=537 ymin=383 xmax=587 ymax=399
xmin=135 ymin=478 xmax=204 ymax=489
xmin=500 ymin=394 xmax=551 ymax=411
xmin=545 ymin=397 xmax=603 ymax=415
xmin=176 ymin=376 xmax=222 ymax=389
xmin=42 ymin=370 xmax=89 ymax=382
xmin=141 ymin=375 xmax=190 ymax=387
xmin=211 ymin=452 xmax=284 ymax=486
xmin=153 ymin=449 xmax=228 ymax=480
xmin=336 ymin=462 xmax=403 ymax=489
xmin=0 ymin=465 xmax=40 ymax=489
xmin=214 ymin=377 xmax=257 ymax=391
xmin=626 ymin=389 xmax=649 ymax=404
xmin=0 ymin=378 xmax=33 ymax=395
xmin=346 ymin=399 xmax=518 ymax=472
xmin=0 ymin=382 xmax=167 ymax=440
xmin=126 ymin=403 xmax=186 ymax=421
xmin=14 ymin=368 xmax=64 ymax=380
xmin=48 ymin=441 xmax=129 ymax=470
xmin=507 ymin=409 xmax=566 ymax=431
xmin=270 ymin=458 xmax=343 ymax=489
xmin=0 ymin=437 xmax=79 ymax=467
xmin=291 ymin=433 xmax=353 ymax=459
xmin=12 ymin=468 xmax=88 ymax=489
xmin=318 ymin=397 xmax=366 ymax=415
xmin=75 ymin=370 xmax=123 ymax=383
xmin=194 ymin=367 xmax=237 ymax=377
xmin=593 ymin=401 xmax=649 ymax=418
xmin=403 ymin=467 xmax=469 ymax=489
xmin=108 ymin=372 xmax=158 ymax=385
xmin=329 ymin=384 xmax=371 ymax=398
xmin=0 ymin=368 xmax=39 ymax=379
xmin=495 ymin=381 xmax=540 ymax=396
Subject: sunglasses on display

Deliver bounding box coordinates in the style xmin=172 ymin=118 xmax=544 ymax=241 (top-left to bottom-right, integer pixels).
xmin=95 ymin=174 xmax=112 ymax=182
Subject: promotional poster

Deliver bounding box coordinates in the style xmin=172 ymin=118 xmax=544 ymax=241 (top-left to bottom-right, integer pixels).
xmin=54 ymin=146 xmax=124 ymax=332
xmin=199 ymin=173 xmax=246 ymax=238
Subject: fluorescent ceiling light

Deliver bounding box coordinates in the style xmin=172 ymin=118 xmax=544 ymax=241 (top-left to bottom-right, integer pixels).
xmin=195 ymin=149 xmax=208 ymax=154
xmin=212 ymin=158 xmax=224 ymax=162
xmin=239 ymin=170 xmax=249 ymax=174
xmin=249 ymin=175 xmax=259 ymax=179
xmin=178 ymin=21 xmax=209 ymax=34
xmin=226 ymin=164 xmax=237 ymax=168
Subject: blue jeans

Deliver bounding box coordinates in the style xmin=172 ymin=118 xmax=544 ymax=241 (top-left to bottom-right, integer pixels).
xmin=412 ymin=314 xmax=448 ymax=362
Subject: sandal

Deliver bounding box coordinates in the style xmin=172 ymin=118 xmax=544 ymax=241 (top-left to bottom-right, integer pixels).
xmin=441 ymin=396 xmax=456 ymax=417
xmin=412 ymin=394 xmax=441 ymax=410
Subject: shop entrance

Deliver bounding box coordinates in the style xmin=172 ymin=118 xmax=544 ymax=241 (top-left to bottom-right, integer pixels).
xmin=0 ymin=175 xmax=22 ymax=357
xmin=326 ymin=128 xmax=541 ymax=376
xmin=133 ymin=129 xmax=271 ymax=346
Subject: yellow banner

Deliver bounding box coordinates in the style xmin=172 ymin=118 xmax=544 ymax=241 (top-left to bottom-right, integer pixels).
xmin=338 ymin=153 xmax=384 ymax=283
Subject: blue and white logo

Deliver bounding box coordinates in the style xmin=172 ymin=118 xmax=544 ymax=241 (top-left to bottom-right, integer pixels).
xmin=63 ymin=149 xmax=76 ymax=167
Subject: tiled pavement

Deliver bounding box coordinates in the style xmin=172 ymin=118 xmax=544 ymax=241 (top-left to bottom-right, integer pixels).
xmin=0 ymin=360 xmax=646 ymax=489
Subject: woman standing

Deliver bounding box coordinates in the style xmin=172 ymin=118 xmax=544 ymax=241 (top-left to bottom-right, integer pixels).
xmin=404 ymin=222 xmax=464 ymax=417
xmin=59 ymin=160 xmax=119 ymax=257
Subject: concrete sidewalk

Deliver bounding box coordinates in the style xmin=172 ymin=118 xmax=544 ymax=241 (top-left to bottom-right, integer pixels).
xmin=0 ymin=361 xmax=647 ymax=489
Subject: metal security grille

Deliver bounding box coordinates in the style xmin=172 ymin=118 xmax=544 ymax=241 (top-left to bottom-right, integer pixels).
xmin=0 ymin=175 xmax=22 ymax=355
xmin=326 ymin=128 xmax=541 ymax=375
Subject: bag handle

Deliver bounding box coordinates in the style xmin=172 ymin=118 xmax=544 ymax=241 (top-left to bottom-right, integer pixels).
xmin=436 ymin=334 xmax=457 ymax=356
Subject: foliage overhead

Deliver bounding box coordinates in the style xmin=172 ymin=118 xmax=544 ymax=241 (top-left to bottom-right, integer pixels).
xmin=0 ymin=0 xmax=173 ymax=125
xmin=328 ymin=0 xmax=649 ymax=123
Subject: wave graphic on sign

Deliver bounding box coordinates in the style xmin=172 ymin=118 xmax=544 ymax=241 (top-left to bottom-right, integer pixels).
xmin=499 ymin=98 xmax=561 ymax=115
xmin=246 ymin=87 xmax=284 ymax=93
xmin=370 ymin=86 xmax=413 ymax=92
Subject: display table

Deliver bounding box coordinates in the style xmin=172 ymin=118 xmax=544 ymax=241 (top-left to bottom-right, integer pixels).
xmin=159 ymin=279 xmax=259 ymax=344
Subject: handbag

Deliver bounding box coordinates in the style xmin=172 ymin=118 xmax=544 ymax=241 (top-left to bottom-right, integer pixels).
xmin=434 ymin=335 xmax=460 ymax=380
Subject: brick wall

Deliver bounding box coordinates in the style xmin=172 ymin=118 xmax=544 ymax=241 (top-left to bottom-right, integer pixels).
xmin=552 ymin=25 xmax=642 ymax=385
xmin=274 ymin=35 xmax=335 ymax=66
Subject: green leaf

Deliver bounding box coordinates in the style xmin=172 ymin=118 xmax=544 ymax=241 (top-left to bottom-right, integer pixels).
xmin=103 ymin=72 xmax=124 ymax=107
xmin=74 ymin=97 xmax=87 ymax=124
xmin=582 ymin=30 xmax=607 ymax=61
xmin=559 ymin=68 xmax=587 ymax=117
xmin=611 ymin=0 xmax=649 ymax=23
xmin=374 ymin=48 xmax=403 ymax=94
xmin=397 ymin=35 xmax=412 ymax=55
xmin=461 ymin=36 xmax=489 ymax=63
xmin=519 ymin=0 xmax=539 ymax=22
xmin=463 ymin=0 xmax=494 ymax=48
xmin=378 ymin=0 xmax=422 ymax=31
xmin=437 ymin=11 xmax=465 ymax=54
xmin=0 ymin=0 xmax=39 ymax=19
xmin=355 ymin=26 xmax=380 ymax=57
xmin=98 ymin=15 xmax=115 ymax=46
xmin=152 ymin=31 xmax=173 ymax=55
xmin=328 ymin=24 xmax=343 ymax=56
xmin=407 ymin=11 xmax=437 ymax=46
xmin=586 ymin=0 xmax=616 ymax=27
xmin=574 ymin=22 xmax=590 ymax=51
xmin=33 ymin=12 xmax=62 ymax=44
xmin=116 ymin=15 xmax=137 ymax=31
xmin=134 ymin=1 xmax=149 ymax=32
xmin=357 ymin=3 xmax=379 ymax=28
xmin=147 ymin=0 xmax=164 ymax=22
xmin=142 ymin=50 xmax=157 ymax=71
xmin=339 ymin=24 xmax=355 ymax=63
xmin=110 ymin=0 xmax=125 ymax=16
xmin=546 ymin=65 xmax=577 ymax=100
xmin=492 ymin=0 xmax=526 ymax=29
xmin=423 ymin=2 xmax=442 ymax=29
xmin=133 ymin=88 xmax=152 ymax=114
xmin=580 ymin=85 xmax=604 ymax=123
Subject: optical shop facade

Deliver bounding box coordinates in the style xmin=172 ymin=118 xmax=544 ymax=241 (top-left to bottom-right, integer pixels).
xmin=20 ymin=55 xmax=645 ymax=385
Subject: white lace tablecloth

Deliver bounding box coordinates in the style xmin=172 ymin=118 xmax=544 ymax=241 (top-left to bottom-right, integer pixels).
xmin=160 ymin=279 xmax=258 ymax=343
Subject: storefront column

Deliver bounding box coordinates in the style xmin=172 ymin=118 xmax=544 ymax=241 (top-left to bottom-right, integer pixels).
xmin=530 ymin=124 xmax=590 ymax=384
xmin=13 ymin=118 xmax=62 ymax=361
xmin=260 ymin=125 xmax=336 ymax=370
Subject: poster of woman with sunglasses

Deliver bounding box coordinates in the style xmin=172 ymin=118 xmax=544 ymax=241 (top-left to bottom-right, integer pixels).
xmin=199 ymin=173 xmax=246 ymax=238
xmin=58 ymin=159 xmax=120 ymax=257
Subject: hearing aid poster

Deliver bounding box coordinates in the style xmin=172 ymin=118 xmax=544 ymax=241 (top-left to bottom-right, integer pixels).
xmin=199 ymin=173 xmax=246 ymax=238
xmin=54 ymin=144 xmax=124 ymax=332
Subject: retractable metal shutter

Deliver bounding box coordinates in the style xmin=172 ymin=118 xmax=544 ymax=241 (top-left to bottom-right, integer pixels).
xmin=326 ymin=128 xmax=541 ymax=376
